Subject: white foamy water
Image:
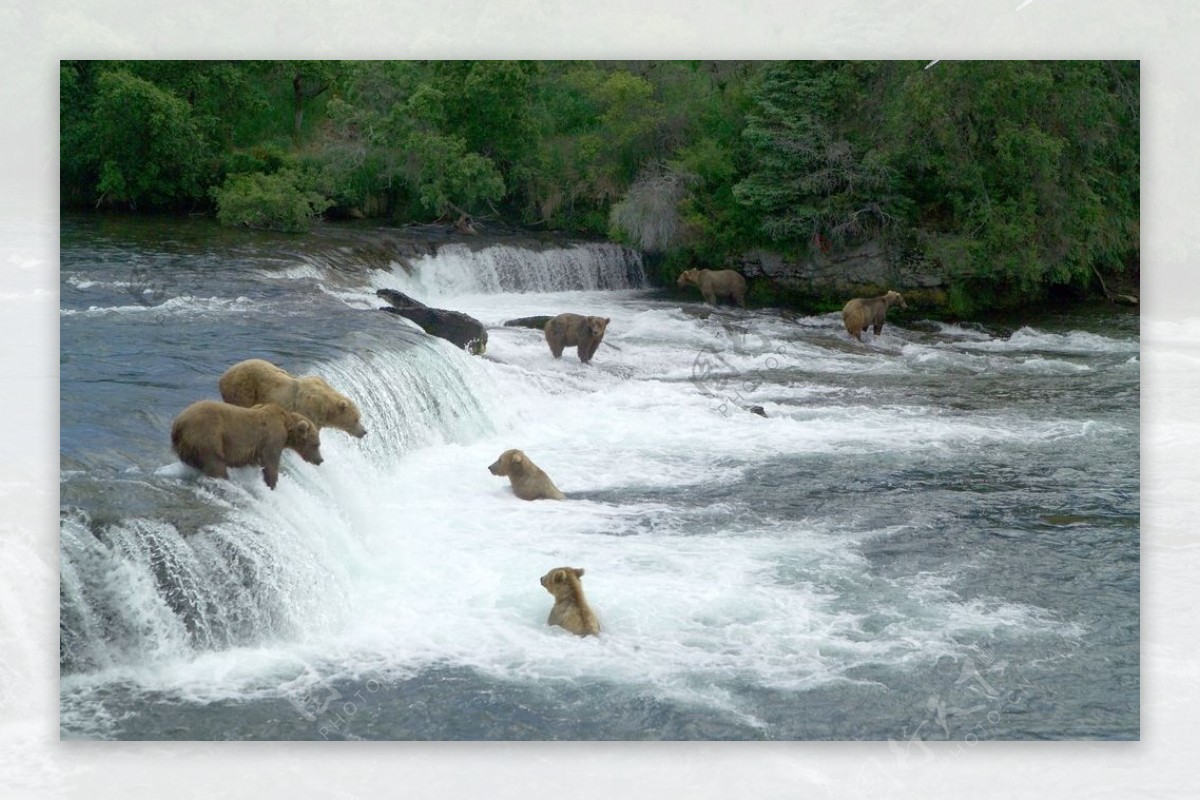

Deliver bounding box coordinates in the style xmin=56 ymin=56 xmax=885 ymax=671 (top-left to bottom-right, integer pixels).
xmin=58 ymin=294 xmax=261 ymax=317
xmin=58 ymin=240 xmax=1133 ymax=741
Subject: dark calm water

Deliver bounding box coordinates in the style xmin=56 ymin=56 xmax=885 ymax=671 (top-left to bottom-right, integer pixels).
xmin=59 ymin=215 xmax=1139 ymax=741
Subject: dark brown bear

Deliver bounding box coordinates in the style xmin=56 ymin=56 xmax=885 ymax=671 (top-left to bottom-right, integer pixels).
xmin=841 ymin=290 xmax=907 ymax=341
xmin=540 ymin=567 xmax=601 ymax=636
xmin=218 ymin=358 xmax=367 ymax=438
xmin=488 ymin=448 xmax=565 ymax=501
xmin=170 ymin=400 xmax=323 ymax=490
xmin=543 ymin=313 xmax=611 ymax=364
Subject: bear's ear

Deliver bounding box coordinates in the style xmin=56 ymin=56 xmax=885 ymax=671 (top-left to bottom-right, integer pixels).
xmin=552 ymin=569 xmax=567 ymax=584
xmin=338 ymin=399 xmax=349 ymax=411
xmin=296 ymin=418 xmax=311 ymax=433
xmin=604 ymin=318 xmax=610 ymax=324
xmin=511 ymin=452 xmax=524 ymax=463
xmin=573 ymin=568 xmax=585 ymax=578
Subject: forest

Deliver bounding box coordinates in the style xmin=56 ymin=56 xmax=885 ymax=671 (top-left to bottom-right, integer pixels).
xmin=59 ymin=60 xmax=1140 ymax=314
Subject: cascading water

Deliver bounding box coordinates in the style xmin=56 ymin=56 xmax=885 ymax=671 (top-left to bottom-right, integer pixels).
xmin=59 ymin=340 xmax=501 ymax=676
xmin=59 ymin=217 xmax=1138 ymax=741
xmin=389 ymin=241 xmax=645 ymax=296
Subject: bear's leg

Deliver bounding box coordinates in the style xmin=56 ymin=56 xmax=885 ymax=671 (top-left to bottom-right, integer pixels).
xmin=873 ymin=323 xmax=884 ymax=335
xmin=545 ymin=326 xmax=565 ymax=359
xmin=260 ymin=446 xmax=285 ymax=490
xmin=200 ymin=458 xmax=230 ymax=480
xmin=702 ymin=290 xmax=715 ymax=306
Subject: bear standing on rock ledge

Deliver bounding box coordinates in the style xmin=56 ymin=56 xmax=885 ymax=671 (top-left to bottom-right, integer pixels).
xmin=218 ymin=358 xmax=367 ymax=438
xmin=170 ymin=401 xmax=323 ymax=490
xmin=543 ymin=313 xmax=610 ymax=364
xmin=842 ymin=290 xmax=907 ymax=341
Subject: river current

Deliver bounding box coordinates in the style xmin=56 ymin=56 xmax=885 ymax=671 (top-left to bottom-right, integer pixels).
xmin=58 ymin=216 xmax=1139 ymax=741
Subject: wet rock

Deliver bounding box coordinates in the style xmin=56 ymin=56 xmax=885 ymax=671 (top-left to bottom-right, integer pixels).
xmin=376 ymin=288 xmax=487 ymax=355
xmin=503 ymin=315 xmax=554 ymax=330
xmin=380 ymin=306 xmax=488 ymax=355
xmin=376 ymin=288 xmax=427 ymax=309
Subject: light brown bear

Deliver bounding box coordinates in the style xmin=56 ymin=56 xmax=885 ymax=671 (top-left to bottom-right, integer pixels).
xmin=170 ymin=401 xmax=323 ymax=490
xmin=218 ymin=358 xmax=367 ymax=438
xmin=540 ymin=567 xmax=601 ymax=637
xmin=841 ymin=290 xmax=907 ymax=341
xmin=488 ymin=448 xmax=565 ymax=501
xmin=676 ymin=269 xmax=748 ymax=308
xmin=543 ymin=313 xmax=611 ymax=364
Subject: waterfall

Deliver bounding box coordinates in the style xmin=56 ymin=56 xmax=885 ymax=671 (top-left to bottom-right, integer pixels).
xmin=58 ymin=337 xmax=502 ymax=675
xmin=378 ymin=242 xmax=646 ymax=300
xmin=57 ymin=232 xmax=645 ymax=678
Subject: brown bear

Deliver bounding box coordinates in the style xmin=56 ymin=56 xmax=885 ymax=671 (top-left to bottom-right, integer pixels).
xmin=540 ymin=567 xmax=601 ymax=637
xmin=218 ymin=358 xmax=367 ymax=438
xmin=543 ymin=313 xmax=611 ymax=364
xmin=170 ymin=401 xmax=323 ymax=490
xmin=676 ymin=269 xmax=748 ymax=308
xmin=841 ymin=290 xmax=907 ymax=341
xmin=488 ymin=448 xmax=565 ymax=501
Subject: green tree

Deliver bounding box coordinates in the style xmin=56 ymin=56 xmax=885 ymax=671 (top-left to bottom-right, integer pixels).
xmin=434 ymin=61 xmax=539 ymax=174
xmin=317 ymin=63 xmax=505 ymax=219
xmin=884 ymin=60 xmax=1139 ymax=308
xmin=519 ymin=64 xmax=665 ymax=232
xmin=120 ymin=61 xmax=270 ymax=150
xmin=734 ymin=61 xmax=897 ymax=252
xmin=89 ymin=69 xmax=212 ymax=210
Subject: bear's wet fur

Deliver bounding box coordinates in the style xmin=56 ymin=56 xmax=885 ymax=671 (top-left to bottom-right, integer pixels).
xmin=841 ymin=290 xmax=907 ymax=341
xmin=543 ymin=313 xmax=611 ymax=364
xmin=218 ymin=358 xmax=367 ymax=438
xmin=170 ymin=400 xmax=323 ymax=490
xmin=540 ymin=566 xmax=601 ymax=637
xmin=676 ymin=269 xmax=748 ymax=308
xmin=488 ymin=448 xmax=565 ymax=501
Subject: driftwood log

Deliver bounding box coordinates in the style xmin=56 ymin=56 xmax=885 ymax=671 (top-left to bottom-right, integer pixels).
xmin=1092 ymin=265 xmax=1139 ymax=306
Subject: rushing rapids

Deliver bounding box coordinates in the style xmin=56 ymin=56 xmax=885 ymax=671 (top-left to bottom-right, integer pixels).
xmin=58 ymin=217 xmax=1138 ymax=740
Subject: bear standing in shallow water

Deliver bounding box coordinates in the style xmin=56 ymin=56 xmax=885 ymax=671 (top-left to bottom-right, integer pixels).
xmin=540 ymin=567 xmax=601 ymax=637
xmin=676 ymin=268 xmax=748 ymax=308
xmin=842 ymin=290 xmax=907 ymax=341
xmin=488 ymin=449 xmax=565 ymax=501
xmin=218 ymin=358 xmax=367 ymax=438
xmin=170 ymin=401 xmax=323 ymax=490
xmin=543 ymin=313 xmax=610 ymax=364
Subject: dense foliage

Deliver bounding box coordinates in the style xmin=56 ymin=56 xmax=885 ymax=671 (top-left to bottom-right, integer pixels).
xmin=60 ymin=60 xmax=1139 ymax=312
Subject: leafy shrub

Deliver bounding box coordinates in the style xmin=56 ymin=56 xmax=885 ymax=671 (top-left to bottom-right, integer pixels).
xmin=212 ymin=168 xmax=332 ymax=233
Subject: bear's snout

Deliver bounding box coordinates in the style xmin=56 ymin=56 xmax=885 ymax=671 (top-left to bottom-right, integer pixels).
xmin=488 ymin=459 xmax=502 ymax=475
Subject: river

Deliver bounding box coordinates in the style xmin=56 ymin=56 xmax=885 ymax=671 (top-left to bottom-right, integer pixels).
xmin=58 ymin=215 xmax=1139 ymax=741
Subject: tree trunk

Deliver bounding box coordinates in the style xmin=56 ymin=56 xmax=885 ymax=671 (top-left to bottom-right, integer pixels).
xmin=292 ymin=74 xmax=304 ymax=142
